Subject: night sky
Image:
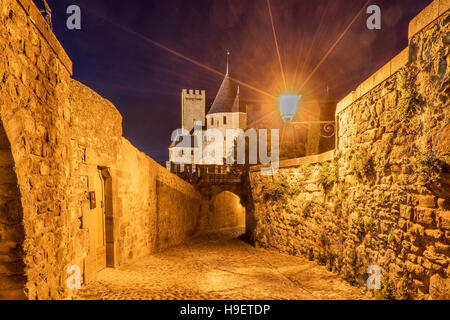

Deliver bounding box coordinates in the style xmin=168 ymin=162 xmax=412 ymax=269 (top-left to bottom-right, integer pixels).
xmin=43 ymin=0 xmax=431 ymax=163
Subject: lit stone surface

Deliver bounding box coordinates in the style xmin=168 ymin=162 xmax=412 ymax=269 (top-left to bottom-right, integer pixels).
xmin=249 ymin=9 xmax=450 ymax=300
xmin=75 ymin=229 xmax=370 ymax=300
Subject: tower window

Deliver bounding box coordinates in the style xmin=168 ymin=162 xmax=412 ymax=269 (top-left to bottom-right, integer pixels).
xmin=211 ymin=118 xmax=214 ymax=126
xmin=223 ymin=116 xmax=227 ymax=125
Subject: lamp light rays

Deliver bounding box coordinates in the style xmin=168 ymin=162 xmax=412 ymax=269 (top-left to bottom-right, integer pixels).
xmin=83 ymin=6 xmax=275 ymax=99
xmin=266 ymin=0 xmax=287 ymax=91
xmin=294 ymin=1 xmax=331 ymax=88
xmin=81 ymin=1 xmax=378 ymax=135
xmin=299 ymin=0 xmax=372 ymax=90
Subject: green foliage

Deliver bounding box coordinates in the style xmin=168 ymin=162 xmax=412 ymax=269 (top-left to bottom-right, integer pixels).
xmin=317 ymin=161 xmax=339 ymax=190
xmin=396 ymin=272 xmax=412 ymax=300
xmin=354 ymin=210 xmax=376 ymax=233
xmin=347 ymin=150 xmax=374 ymax=180
xmin=302 ymin=199 xmax=316 ymax=218
xmin=356 ymin=210 xmax=365 ymax=231
xmin=413 ymin=151 xmax=443 ymax=186
xmin=377 ymin=271 xmax=412 ymax=300
xmin=380 ymin=277 xmax=396 ymax=300
xmin=263 ymin=175 xmax=304 ymax=201
xmin=342 ymin=249 xmax=363 ymax=287
xmin=387 ymin=232 xmax=395 ymax=245
xmin=302 ymin=164 xmax=312 ymax=179
xmin=374 ymin=154 xmax=389 ymax=174
xmin=364 ymin=216 xmax=376 ymax=233
xmin=377 ymin=192 xmax=389 ymax=207
xmin=398 ymin=66 xmax=421 ymax=121
xmin=317 ymin=232 xmax=334 ymax=270
xmin=444 ymin=155 xmax=450 ymax=166
xmin=333 ymin=197 xmax=343 ymax=216
xmin=263 ymin=179 xmax=286 ymax=201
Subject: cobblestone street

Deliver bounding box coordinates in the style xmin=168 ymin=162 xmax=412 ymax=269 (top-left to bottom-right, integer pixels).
xmin=75 ymin=229 xmax=371 ymax=300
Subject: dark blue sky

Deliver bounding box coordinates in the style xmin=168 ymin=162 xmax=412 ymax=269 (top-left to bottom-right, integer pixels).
xmin=42 ymin=0 xmax=431 ymax=163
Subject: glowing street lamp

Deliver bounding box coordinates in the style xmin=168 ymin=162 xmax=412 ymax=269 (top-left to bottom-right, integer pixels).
xmin=278 ymin=94 xmax=301 ymax=123
xmin=278 ymin=94 xmax=336 ymax=138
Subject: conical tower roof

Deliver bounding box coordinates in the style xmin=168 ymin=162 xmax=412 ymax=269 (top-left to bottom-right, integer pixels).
xmin=208 ymin=51 xmax=239 ymax=115
xmin=208 ymin=75 xmax=237 ymax=114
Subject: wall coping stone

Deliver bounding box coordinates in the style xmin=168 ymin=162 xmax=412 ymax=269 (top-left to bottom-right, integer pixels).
xmin=336 ymin=0 xmax=449 ymax=116
xmin=409 ymin=0 xmax=450 ymax=40
xmin=15 ymin=0 xmax=73 ymax=75
xmin=336 ymin=48 xmax=409 ymax=115
xmin=250 ymin=150 xmax=334 ymax=172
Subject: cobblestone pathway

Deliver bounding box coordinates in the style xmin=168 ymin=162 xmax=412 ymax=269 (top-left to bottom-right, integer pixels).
xmin=75 ymin=229 xmax=371 ymax=300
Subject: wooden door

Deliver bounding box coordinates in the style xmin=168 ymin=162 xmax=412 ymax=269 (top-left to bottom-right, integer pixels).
xmin=94 ymin=170 xmax=106 ymax=272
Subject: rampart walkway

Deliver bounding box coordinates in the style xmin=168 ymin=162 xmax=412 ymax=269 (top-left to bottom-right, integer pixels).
xmin=75 ymin=229 xmax=371 ymax=300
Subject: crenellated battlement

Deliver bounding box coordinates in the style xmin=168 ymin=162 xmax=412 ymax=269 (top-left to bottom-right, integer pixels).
xmin=182 ymin=89 xmax=206 ymax=98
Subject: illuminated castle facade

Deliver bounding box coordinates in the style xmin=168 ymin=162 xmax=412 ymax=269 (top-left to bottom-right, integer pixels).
xmin=168 ymin=55 xmax=247 ymax=167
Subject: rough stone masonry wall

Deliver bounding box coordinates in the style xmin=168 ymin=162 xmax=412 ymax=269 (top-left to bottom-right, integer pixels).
xmin=249 ymin=4 xmax=449 ymax=300
xmin=117 ymin=139 xmax=202 ymax=256
xmin=0 ymin=0 xmax=205 ymax=299
xmin=0 ymin=0 xmax=75 ymax=299
xmin=0 ymin=121 xmax=25 ymax=299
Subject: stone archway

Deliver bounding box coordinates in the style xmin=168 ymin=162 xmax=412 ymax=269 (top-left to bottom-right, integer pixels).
xmin=194 ymin=174 xmax=251 ymax=237
xmin=0 ymin=120 xmax=26 ymax=300
xmin=209 ymin=190 xmax=246 ymax=231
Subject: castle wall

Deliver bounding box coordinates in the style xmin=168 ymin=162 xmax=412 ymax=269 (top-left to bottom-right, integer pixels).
xmin=0 ymin=121 xmax=26 ymax=300
xmin=155 ymin=161 xmax=202 ymax=250
xmin=248 ymin=2 xmax=449 ymax=299
xmin=0 ymin=0 xmax=207 ymax=299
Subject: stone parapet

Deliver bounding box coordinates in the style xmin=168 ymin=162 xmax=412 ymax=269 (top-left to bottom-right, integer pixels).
xmin=409 ymin=0 xmax=450 ymax=40
xmin=337 ymin=0 xmax=449 ymax=116
xmin=336 ymin=48 xmax=409 ymax=115
xmin=15 ymin=0 xmax=73 ymax=75
xmin=250 ymin=150 xmax=334 ymax=172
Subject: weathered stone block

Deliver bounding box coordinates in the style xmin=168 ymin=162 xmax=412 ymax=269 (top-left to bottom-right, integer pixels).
xmin=415 ymin=207 xmax=436 ymax=227
xmin=437 ymin=211 xmax=450 ymax=230
xmin=400 ymin=205 xmax=414 ymax=220
xmin=414 ymin=195 xmax=437 ymax=208
xmin=429 ymin=273 xmax=450 ymax=300
xmin=424 ymin=229 xmax=443 ymax=240
xmin=435 ymin=242 xmax=450 ymax=256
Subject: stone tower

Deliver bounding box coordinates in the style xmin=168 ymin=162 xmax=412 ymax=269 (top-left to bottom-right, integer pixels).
xmin=181 ymin=89 xmax=205 ymax=132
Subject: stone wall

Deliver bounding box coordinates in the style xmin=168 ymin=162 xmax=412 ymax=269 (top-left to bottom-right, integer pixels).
xmin=0 ymin=0 xmax=206 ymax=299
xmin=0 ymin=121 xmax=26 ymax=299
xmin=249 ymin=3 xmax=449 ymax=300
xmin=155 ymin=157 xmax=202 ymax=250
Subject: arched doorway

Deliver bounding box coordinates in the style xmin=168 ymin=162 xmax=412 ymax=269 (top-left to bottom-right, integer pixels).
xmin=0 ymin=120 xmax=26 ymax=300
xmin=209 ymin=191 xmax=246 ymax=233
